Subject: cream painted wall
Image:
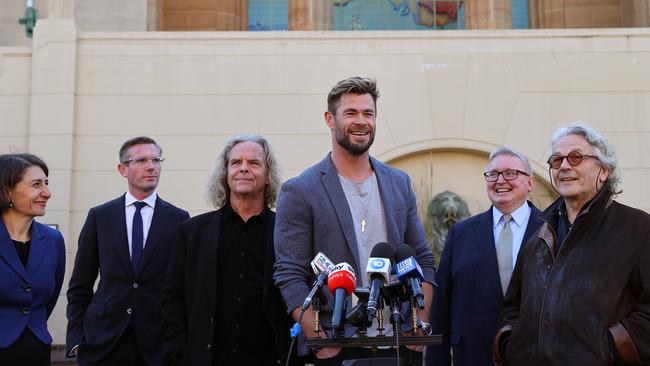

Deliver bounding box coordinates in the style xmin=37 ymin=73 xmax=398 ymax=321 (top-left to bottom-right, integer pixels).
xmin=2 ymin=26 xmax=650 ymax=344
xmin=0 ymin=47 xmax=31 ymax=151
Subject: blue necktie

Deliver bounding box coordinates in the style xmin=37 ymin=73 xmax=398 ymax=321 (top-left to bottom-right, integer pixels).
xmin=131 ymin=201 xmax=147 ymax=272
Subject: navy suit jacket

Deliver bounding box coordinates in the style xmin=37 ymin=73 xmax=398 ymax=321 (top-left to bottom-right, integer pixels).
xmin=66 ymin=194 xmax=188 ymax=365
xmin=425 ymin=202 xmax=542 ymax=366
xmin=0 ymin=219 xmax=65 ymax=347
xmin=274 ymin=154 xmax=436 ymax=354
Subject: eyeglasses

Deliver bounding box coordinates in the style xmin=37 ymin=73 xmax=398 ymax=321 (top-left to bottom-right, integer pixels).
xmin=484 ymin=170 xmax=529 ymax=182
xmin=547 ymin=151 xmax=598 ymax=169
xmin=121 ymin=157 xmax=165 ymax=167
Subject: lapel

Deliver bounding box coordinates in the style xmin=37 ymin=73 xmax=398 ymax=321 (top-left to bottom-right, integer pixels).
xmin=0 ymin=219 xmax=28 ymax=282
xmin=25 ymin=222 xmax=46 ymax=279
xmin=263 ymin=211 xmax=276 ymax=294
xmin=370 ymin=157 xmax=401 ymax=246
xmin=319 ymin=155 xmax=360 ymax=270
xmin=203 ymin=211 xmax=221 ymax=312
xmin=112 ymin=195 xmax=135 ymax=279
xmin=522 ymin=202 xmax=542 ymax=247
xmin=138 ymin=196 xmax=170 ymax=274
xmin=475 ymin=208 xmax=503 ymax=299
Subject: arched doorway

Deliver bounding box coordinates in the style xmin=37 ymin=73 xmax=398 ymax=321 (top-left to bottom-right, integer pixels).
xmin=388 ymin=149 xmax=557 ymax=262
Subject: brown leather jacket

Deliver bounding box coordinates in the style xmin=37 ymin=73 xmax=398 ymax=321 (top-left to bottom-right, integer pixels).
xmin=494 ymin=188 xmax=650 ymax=366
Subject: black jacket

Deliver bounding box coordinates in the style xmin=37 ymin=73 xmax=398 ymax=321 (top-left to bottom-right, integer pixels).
xmin=495 ymin=188 xmax=650 ymax=366
xmin=162 ymin=208 xmax=302 ymax=366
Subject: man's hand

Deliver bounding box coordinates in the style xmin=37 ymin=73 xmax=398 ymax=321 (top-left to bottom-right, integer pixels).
xmin=406 ymin=281 xmax=434 ymax=352
xmin=291 ymin=307 xmax=342 ymax=359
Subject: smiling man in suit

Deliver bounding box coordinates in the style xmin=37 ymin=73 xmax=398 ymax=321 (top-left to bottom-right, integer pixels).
xmin=425 ymin=146 xmax=542 ymax=366
xmin=66 ymin=136 xmax=189 ymax=366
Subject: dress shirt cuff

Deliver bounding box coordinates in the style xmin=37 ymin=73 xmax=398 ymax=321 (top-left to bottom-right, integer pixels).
xmin=66 ymin=344 xmax=79 ymax=358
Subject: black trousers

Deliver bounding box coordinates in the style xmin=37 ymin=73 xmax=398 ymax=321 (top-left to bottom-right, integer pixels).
xmin=78 ymin=325 xmax=147 ymax=366
xmin=0 ymin=328 xmax=51 ymax=366
xmin=314 ymin=347 xmax=422 ymax=366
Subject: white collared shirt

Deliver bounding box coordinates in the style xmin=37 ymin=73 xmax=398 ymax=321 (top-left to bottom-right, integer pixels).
xmin=492 ymin=201 xmax=532 ymax=268
xmin=124 ymin=191 xmax=157 ymax=258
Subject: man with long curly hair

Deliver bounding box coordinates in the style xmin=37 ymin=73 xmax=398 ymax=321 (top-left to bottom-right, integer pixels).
xmin=162 ymin=134 xmax=301 ymax=366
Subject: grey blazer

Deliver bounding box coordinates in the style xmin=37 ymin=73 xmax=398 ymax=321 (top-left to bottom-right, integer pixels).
xmin=273 ymin=153 xmax=435 ymax=342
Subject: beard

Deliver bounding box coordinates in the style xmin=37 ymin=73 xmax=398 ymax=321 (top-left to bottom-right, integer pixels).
xmin=334 ymin=120 xmax=375 ymax=156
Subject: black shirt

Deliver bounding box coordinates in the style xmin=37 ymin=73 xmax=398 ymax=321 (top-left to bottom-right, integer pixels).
xmin=12 ymin=240 xmax=30 ymax=268
xmin=213 ymin=203 xmax=277 ymax=366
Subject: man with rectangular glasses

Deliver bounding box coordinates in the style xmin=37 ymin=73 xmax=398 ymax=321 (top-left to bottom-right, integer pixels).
xmin=66 ymin=136 xmax=189 ymax=365
xmin=494 ymin=123 xmax=650 ymax=365
xmin=426 ymin=146 xmax=542 ymax=366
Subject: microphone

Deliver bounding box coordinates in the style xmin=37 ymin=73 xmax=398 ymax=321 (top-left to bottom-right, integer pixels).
xmin=365 ymin=242 xmax=393 ymax=324
xmin=302 ymin=252 xmax=335 ymax=311
xmin=327 ymin=262 xmax=356 ymax=334
xmin=311 ymin=252 xmax=336 ymax=275
xmin=395 ymin=244 xmax=425 ymax=310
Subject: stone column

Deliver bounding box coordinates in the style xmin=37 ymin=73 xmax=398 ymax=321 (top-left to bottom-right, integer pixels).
xmin=529 ymin=0 xmax=623 ymax=28
xmin=464 ymin=0 xmax=512 ymax=29
xmin=48 ymin=0 xmax=74 ymax=18
xmin=288 ymin=0 xmax=333 ymax=31
xmin=147 ymin=0 xmax=161 ymax=30
xmin=622 ymin=0 xmax=650 ymax=27
xmin=30 ymin=0 xmax=77 ymax=344
xmin=162 ymin=0 xmax=247 ymax=31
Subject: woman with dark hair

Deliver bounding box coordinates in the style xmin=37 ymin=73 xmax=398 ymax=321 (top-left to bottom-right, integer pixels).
xmin=0 ymin=153 xmax=66 ymax=365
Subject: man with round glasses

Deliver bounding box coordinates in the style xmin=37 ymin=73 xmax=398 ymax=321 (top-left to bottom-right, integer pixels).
xmin=67 ymin=136 xmax=189 ymax=365
xmin=426 ymin=146 xmax=542 ymax=366
xmin=495 ymin=123 xmax=650 ymax=366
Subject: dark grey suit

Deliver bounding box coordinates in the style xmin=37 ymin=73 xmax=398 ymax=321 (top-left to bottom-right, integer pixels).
xmin=273 ymin=153 xmax=435 ymax=351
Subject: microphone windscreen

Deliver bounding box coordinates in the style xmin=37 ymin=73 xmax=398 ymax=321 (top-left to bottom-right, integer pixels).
xmin=327 ymin=263 xmax=356 ymax=296
xmin=369 ymin=242 xmax=394 ymax=260
xmin=394 ymin=243 xmax=416 ymax=263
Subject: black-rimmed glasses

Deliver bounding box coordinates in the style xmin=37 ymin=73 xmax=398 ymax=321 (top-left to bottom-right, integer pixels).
xmin=547 ymin=151 xmax=598 ymax=169
xmin=121 ymin=157 xmax=165 ymax=167
xmin=484 ymin=170 xmax=529 ymax=182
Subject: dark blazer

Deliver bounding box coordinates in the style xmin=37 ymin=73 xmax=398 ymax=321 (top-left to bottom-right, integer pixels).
xmin=0 ymin=219 xmax=65 ymax=347
xmin=162 ymin=207 xmax=299 ymax=366
xmin=425 ymin=202 xmax=542 ymax=366
xmin=274 ymin=154 xmax=436 ymax=355
xmin=66 ymin=194 xmax=189 ymax=365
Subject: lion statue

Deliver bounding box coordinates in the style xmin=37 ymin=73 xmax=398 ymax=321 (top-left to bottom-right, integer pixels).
xmin=427 ymin=191 xmax=470 ymax=264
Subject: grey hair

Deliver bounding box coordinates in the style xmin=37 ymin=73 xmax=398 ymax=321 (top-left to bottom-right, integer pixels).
xmin=206 ymin=134 xmax=281 ymax=209
xmin=487 ymin=146 xmax=533 ymax=175
xmin=550 ymin=121 xmax=621 ymax=193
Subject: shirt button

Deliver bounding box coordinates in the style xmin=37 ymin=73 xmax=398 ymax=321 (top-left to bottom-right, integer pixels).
xmin=546 ymin=265 xmax=552 ymax=270
xmin=133 ymin=283 xmax=139 ymax=289
xmin=24 ymin=285 xmax=33 ymax=293
xmin=21 ymin=307 xmax=30 ymax=315
xmin=126 ymin=308 xmax=133 ymax=315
